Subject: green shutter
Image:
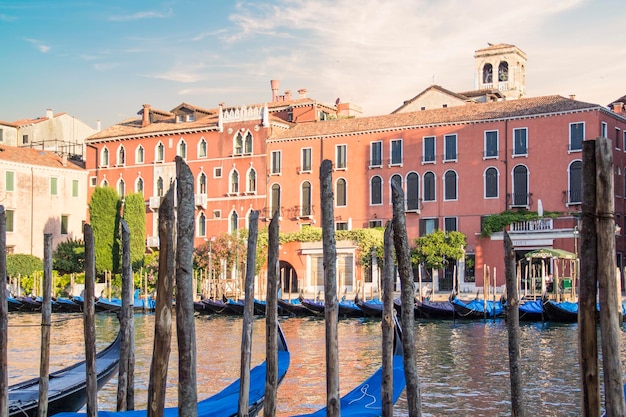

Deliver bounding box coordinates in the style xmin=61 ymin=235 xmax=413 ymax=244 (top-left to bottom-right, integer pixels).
xmin=72 ymin=180 xmax=79 ymax=197
xmin=6 ymin=171 xmax=14 ymax=191
xmin=50 ymin=177 xmax=58 ymax=195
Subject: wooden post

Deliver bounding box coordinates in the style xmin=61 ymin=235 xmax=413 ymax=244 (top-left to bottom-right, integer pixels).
xmin=504 ymin=232 xmax=524 ymax=416
xmin=579 ymin=139 xmax=600 ymax=416
xmin=0 ymin=207 xmax=7 ymax=417
xmin=391 ymin=181 xmax=421 ymax=416
xmin=174 ymin=157 xmax=198 ymax=417
xmin=320 ymin=160 xmax=340 ymax=417
xmin=381 ymin=221 xmax=395 ymax=417
xmin=83 ymin=224 xmax=98 ymax=417
xmin=265 ymin=213 xmax=280 ymax=417
xmin=36 ymin=234 xmax=53 ymax=417
xmin=483 ymin=266 xmax=490 ymax=301
xmin=595 ymin=138 xmax=625 ymax=416
xmin=238 ymin=211 xmax=259 ymax=416
xmin=117 ymin=220 xmax=134 ymax=411
xmin=147 ymin=187 xmax=175 ymax=417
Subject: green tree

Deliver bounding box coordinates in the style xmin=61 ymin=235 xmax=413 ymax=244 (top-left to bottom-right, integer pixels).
xmin=89 ymin=186 xmax=122 ymax=274
xmin=6 ymin=254 xmax=43 ymax=277
xmin=410 ymin=230 xmax=466 ymax=270
xmin=123 ymin=192 xmax=147 ymax=270
xmin=53 ymin=238 xmax=85 ymax=275
xmin=194 ymin=232 xmax=247 ymax=279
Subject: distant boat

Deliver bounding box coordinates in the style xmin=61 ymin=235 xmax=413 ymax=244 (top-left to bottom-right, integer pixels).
xmin=357 ymin=299 xmax=384 ymax=318
xmin=8 ymin=327 xmax=121 ymax=417
xmin=7 ymin=296 xmax=22 ymax=312
xmin=518 ymin=299 xmax=544 ymax=321
xmin=542 ymin=300 xmax=579 ymax=323
xmin=451 ymin=297 xmax=504 ymax=319
xmin=277 ymin=298 xmax=315 ymax=317
xmin=416 ymin=299 xmax=455 ymax=320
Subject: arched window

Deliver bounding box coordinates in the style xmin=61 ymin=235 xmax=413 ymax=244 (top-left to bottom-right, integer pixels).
xmin=444 ymin=170 xmax=457 ymax=200
xmin=197 ymin=213 xmax=206 ymax=237
xmin=512 ymin=165 xmax=529 ymax=207
xmin=117 ymin=145 xmax=125 ymax=166
xmin=483 ymin=63 xmax=493 ymax=83
xmin=230 ymin=211 xmax=238 ymax=233
xmin=198 ymin=172 xmax=207 ymax=194
xmin=156 ymin=142 xmax=165 ymax=162
xmin=336 ymin=178 xmax=347 ymax=207
xmin=247 ymin=168 xmax=256 ymax=193
xmin=301 ymin=181 xmax=312 ymax=216
xmin=498 ymin=61 xmax=509 ymax=81
xmin=136 ymin=145 xmax=144 ymax=164
xmin=230 ymin=170 xmax=239 ymax=193
xmin=117 ymin=178 xmax=125 ymax=198
xmin=101 ymin=179 xmax=109 ymax=187
xmin=370 ymin=176 xmax=382 ymax=205
xmin=270 ymin=184 xmax=281 ymax=218
xmin=101 ymin=147 xmax=109 ymax=167
xmin=407 ymin=172 xmax=419 ymax=210
xmin=198 ymin=139 xmax=207 ymax=158
xmin=423 ymin=172 xmax=436 ymax=201
xmin=234 ymin=132 xmax=243 ymax=155
xmin=244 ymin=132 xmax=253 ymax=154
xmin=178 ymin=140 xmax=187 ymax=159
xmin=568 ymin=160 xmax=582 ymax=204
xmin=135 ymin=177 xmax=144 ymax=194
xmin=157 ymin=177 xmax=164 ymax=197
xmin=485 ymin=167 xmax=498 ymax=198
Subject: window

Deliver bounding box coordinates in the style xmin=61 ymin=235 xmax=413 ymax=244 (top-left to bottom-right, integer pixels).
xmin=101 ymin=179 xmax=109 ymax=187
xmin=135 ymin=177 xmax=144 ymax=194
xmin=336 ymin=145 xmax=347 ymax=169
xmin=301 ymin=148 xmax=312 ymax=172
xmin=101 ymin=147 xmax=109 ymax=167
xmin=419 ymin=218 xmax=438 ymax=236
xmin=5 ymin=171 xmax=15 ymax=192
xmin=301 ymin=181 xmax=312 ymax=216
xmin=197 ymin=213 xmax=206 ymax=237
xmin=244 ymin=132 xmax=253 ymax=154
xmin=407 ymin=172 xmax=420 ymax=211
xmin=601 ymin=122 xmax=608 ymax=138
xmin=369 ymin=220 xmax=383 ymax=228
xmin=234 ymin=132 xmax=243 ymax=155
xmin=568 ymin=160 xmax=582 ymax=204
xmin=247 ymin=169 xmax=256 ymax=193
xmin=444 ymin=170 xmax=457 ymax=200
xmin=61 ymin=215 xmax=69 ymax=235
xmin=423 ymin=136 xmax=435 ymax=163
xmin=0 ymin=129 xmax=3 ymax=142
xmin=136 ymin=145 xmax=144 ymax=164
xmin=156 ymin=142 xmax=165 ymax=162
xmin=485 ymin=167 xmax=498 ymax=198
xmin=423 ymin=172 xmax=435 ymax=202
xmin=6 ymin=209 xmax=14 ymax=232
xmin=213 ymin=210 xmax=221 ymax=219
xmin=483 ymin=64 xmax=493 ymax=83
xmin=444 ymin=134 xmax=457 ymax=161
xmin=198 ymin=139 xmax=207 ymax=158
xmin=370 ymin=141 xmax=382 ymax=167
xmin=117 ymin=146 xmax=126 ymax=166
xmin=72 ymin=180 xmax=79 ymax=197
xmin=50 ymin=177 xmax=58 ymax=196
xmin=271 ymin=151 xmax=282 ymax=174
xmin=390 ymin=139 xmax=402 ymax=165
xmin=512 ymin=165 xmax=529 ymax=207
xmin=444 ymin=217 xmax=457 ymax=232
xmin=498 ymin=61 xmax=508 ymax=81
xmin=513 ymin=128 xmax=527 ymax=156
xmin=117 ymin=179 xmax=125 ymax=198
xmin=178 ymin=140 xmax=187 ymax=159
xmin=336 ymin=222 xmax=349 ymax=231
xmin=198 ymin=173 xmax=207 ymax=194
xmin=214 ymin=167 xmax=222 ymax=178
xmin=230 ymin=211 xmax=239 ymax=233
xmin=616 ymin=128 xmax=621 ymax=150
xmin=370 ymin=176 xmax=382 ymax=205
xmin=22 ymin=134 xmax=28 ymax=144
xmin=156 ymin=177 xmax=164 ymax=197
xmin=230 ymin=170 xmax=239 ymax=194
xmin=484 ymin=131 xmax=498 ymax=158
xmin=270 ymin=184 xmax=281 ymax=218
xmin=569 ymin=122 xmax=584 ymax=151
xmin=90 ymin=176 xmax=97 ymax=187
xmin=336 ymin=178 xmax=347 ymax=206
xmin=623 ymin=131 xmax=626 ymax=151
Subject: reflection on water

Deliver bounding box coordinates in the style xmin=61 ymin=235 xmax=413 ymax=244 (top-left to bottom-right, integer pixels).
xmin=6 ymin=313 xmax=621 ymax=416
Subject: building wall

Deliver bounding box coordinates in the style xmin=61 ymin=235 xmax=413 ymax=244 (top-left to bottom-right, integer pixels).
xmin=0 ymin=124 xmax=18 ymax=146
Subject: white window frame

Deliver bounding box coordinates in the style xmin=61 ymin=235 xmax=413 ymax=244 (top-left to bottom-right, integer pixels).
xmin=370 ymin=141 xmax=383 ymax=168
xmin=484 ymin=130 xmax=499 ymax=159
xmin=335 ymin=144 xmax=347 ymax=170
xmin=512 ymin=128 xmax=528 ymax=157
xmin=443 ymin=134 xmax=457 ymax=162
xmin=389 ymin=139 xmax=403 ymax=166
xmin=271 ymin=151 xmax=282 ymax=175
xmin=422 ymin=136 xmax=436 ymax=164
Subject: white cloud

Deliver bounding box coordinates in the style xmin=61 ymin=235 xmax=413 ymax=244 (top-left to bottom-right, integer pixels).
xmin=24 ymin=38 xmax=50 ymax=53
xmin=108 ymin=9 xmax=173 ymax=22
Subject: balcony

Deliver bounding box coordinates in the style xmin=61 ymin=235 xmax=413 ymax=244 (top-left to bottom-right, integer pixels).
xmin=509 ymin=218 xmax=554 ymax=232
xmin=194 ymin=193 xmax=207 ymax=209
xmin=149 ymin=196 xmax=163 ymax=211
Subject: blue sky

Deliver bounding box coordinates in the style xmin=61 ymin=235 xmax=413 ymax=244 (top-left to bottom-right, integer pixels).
xmin=1 ymin=0 xmax=624 ymax=130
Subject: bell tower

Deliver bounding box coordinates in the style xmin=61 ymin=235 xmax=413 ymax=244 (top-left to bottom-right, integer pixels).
xmin=474 ymin=43 xmax=527 ymax=100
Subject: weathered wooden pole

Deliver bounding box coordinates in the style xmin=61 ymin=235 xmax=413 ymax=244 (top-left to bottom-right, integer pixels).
xmin=147 ymin=187 xmax=175 ymax=417
xmin=36 ymin=234 xmax=53 ymax=417
xmin=239 ymin=211 xmax=259 ymax=416
xmin=0 ymin=206 xmax=8 ymax=417
xmin=579 ymin=139 xmax=600 ymax=417
xmin=175 ymin=157 xmax=198 ymax=417
xmin=382 ymin=221 xmax=395 ymax=417
xmin=117 ymin=220 xmax=134 ymax=411
xmin=320 ymin=159 xmax=340 ymax=417
xmin=595 ymin=138 xmax=625 ymax=417
xmin=83 ymin=224 xmax=98 ymax=417
xmin=264 ymin=213 xmax=280 ymax=417
xmin=390 ymin=181 xmax=421 ymax=416
xmin=504 ymin=231 xmax=524 ymax=417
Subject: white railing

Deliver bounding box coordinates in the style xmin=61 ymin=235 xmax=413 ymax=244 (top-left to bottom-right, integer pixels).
xmin=509 ymin=218 xmax=553 ymax=232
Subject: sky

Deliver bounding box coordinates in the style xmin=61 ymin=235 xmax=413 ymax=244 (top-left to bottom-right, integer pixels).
xmin=1 ymin=0 xmax=625 ymax=130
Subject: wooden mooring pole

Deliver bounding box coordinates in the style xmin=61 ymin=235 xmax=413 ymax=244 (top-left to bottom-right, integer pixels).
xmin=36 ymin=234 xmax=53 ymax=417
xmin=381 ymin=221 xmax=395 ymax=417
xmin=1 ymin=206 xmax=8 ymax=417
xmin=117 ymin=220 xmax=134 ymax=411
xmin=264 ymin=213 xmax=280 ymax=417
xmin=83 ymin=224 xmax=98 ymax=417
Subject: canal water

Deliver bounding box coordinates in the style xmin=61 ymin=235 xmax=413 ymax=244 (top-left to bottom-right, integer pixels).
xmin=6 ymin=312 xmax=625 ymax=416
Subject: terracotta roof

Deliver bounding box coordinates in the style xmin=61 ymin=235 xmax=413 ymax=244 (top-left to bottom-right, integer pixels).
xmin=391 ymin=85 xmax=471 ymax=114
xmin=269 ymin=95 xmax=601 ymax=140
xmin=9 ymin=112 xmax=67 ymax=127
xmin=0 ymin=145 xmax=85 ymax=171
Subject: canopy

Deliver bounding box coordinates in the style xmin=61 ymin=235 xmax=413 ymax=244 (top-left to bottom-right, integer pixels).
xmin=524 ymin=248 xmax=577 ymax=260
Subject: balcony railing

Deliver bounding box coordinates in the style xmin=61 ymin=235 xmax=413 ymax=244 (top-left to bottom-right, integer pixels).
xmin=509 ymin=218 xmax=554 ymax=232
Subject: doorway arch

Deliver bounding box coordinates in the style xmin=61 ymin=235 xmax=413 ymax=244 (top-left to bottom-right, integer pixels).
xmin=279 ymin=260 xmax=299 ymax=295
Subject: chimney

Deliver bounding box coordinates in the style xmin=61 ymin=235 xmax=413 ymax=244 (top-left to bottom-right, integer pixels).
xmin=142 ymin=104 xmax=151 ymax=127
xmin=569 ymin=94 xmax=576 ymax=100
xmin=97 ymin=120 xmax=101 ymax=132
xmin=298 ymin=88 xmax=307 ymax=99
xmin=46 ymin=109 xmax=53 ymax=119
xmin=61 ymin=154 xmax=67 ymax=167
xmin=612 ymin=102 xmax=624 ymax=114
xmin=284 ymin=90 xmax=291 ymax=101
xmin=270 ymin=80 xmax=280 ymax=102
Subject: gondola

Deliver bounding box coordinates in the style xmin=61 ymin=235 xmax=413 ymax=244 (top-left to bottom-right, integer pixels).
xmin=54 ymin=321 xmax=291 ymax=417
xmin=16 ymin=296 xmax=42 ymax=312
xmin=291 ymin=315 xmax=406 ymax=417
xmin=415 ymin=299 xmax=455 ymax=320
xmin=542 ymin=299 xmax=579 ymax=323
xmin=7 ymin=296 xmax=23 ymax=312
xmin=54 ymin=298 xmax=83 ymax=313
xmin=518 ymin=299 xmax=544 ymax=322
xmin=451 ymin=297 xmax=504 ymax=319
xmin=201 ymin=298 xmax=228 ymax=314
xmin=8 ymin=326 xmax=122 ymax=417
xmin=357 ymin=299 xmax=384 ymax=318
xmin=222 ymin=298 xmax=245 ymax=316
xmin=277 ymin=298 xmax=315 ymax=317
xmin=338 ymin=299 xmax=364 ymax=318
xmin=253 ymin=299 xmax=266 ymax=316
xmin=301 ymin=299 xmax=325 ymax=316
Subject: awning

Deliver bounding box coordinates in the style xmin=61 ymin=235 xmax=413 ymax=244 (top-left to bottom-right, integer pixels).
xmin=524 ymin=248 xmax=577 ymax=260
